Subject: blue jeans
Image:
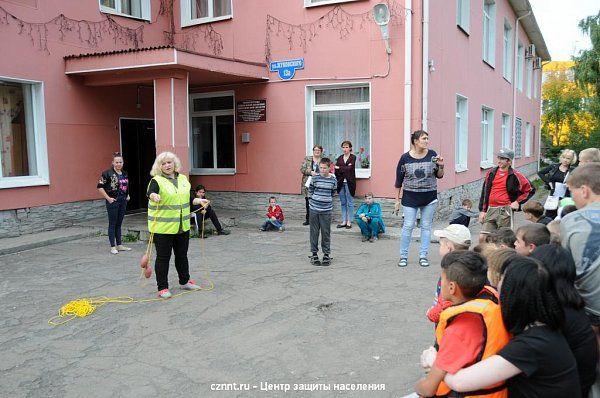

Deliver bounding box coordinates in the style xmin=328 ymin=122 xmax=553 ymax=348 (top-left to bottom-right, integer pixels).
xmin=106 ymin=196 xmax=127 ymax=247
xmin=399 ymin=201 xmax=438 ymax=259
xmin=261 ymin=218 xmax=283 ymax=230
xmin=356 ymin=218 xmax=385 ymax=237
xmin=339 ymin=182 xmax=354 ymax=224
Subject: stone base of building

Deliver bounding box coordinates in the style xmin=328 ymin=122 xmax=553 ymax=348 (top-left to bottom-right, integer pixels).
xmin=0 ymin=199 xmax=106 ymax=239
xmin=0 ymin=162 xmax=538 ymax=238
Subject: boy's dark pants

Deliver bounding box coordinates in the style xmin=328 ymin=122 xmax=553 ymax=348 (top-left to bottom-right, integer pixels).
xmin=204 ymin=205 xmax=223 ymax=231
xmin=309 ymin=210 xmax=331 ymax=255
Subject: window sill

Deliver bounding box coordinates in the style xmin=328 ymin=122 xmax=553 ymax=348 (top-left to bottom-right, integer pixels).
xmin=503 ymin=76 xmax=512 ymax=84
xmin=483 ymin=59 xmax=495 ymax=69
xmin=100 ymin=9 xmax=150 ymax=22
xmin=0 ymin=176 xmax=49 ymax=189
xmin=190 ymin=168 xmax=235 ymax=176
xmin=455 ymin=165 xmax=468 ymax=173
xmin=480 ymin=162 xmax=495 ymax=170
xmin=356 ymin=169 xmax=371 ymax=179
xmin=305 ymin=0 xmax=365 ymax=8
xmin=182 ymin=15 xmax=232 ymax=27
xmin=457 ymin=24 xmax=470 ymax=36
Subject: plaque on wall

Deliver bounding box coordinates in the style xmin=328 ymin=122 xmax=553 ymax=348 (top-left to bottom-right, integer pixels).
xmin=236 ymin=99 xmax=267 ymax=122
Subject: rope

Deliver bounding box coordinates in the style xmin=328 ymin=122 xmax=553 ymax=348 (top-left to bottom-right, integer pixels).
xmin=49 ymin=198 xmax=215 ymax=326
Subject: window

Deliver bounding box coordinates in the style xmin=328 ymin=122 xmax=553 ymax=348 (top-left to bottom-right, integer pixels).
xmin=533 ymin=69 xmax=539 ymax=99
xmin=0 ymin=77 xmax=49 ymax=189
xmin=456 ymin=0 xmax=470 ymax=33
xmin=99 ymin=0 xmax=151 ymax=20
xmin=307 ymin=84 xmax=370 ymax=178
xmin=190 ymin=92 xmax=235 ymax=174
xmin=181 ymin=0 xmax=232 ymax=27
xmin=516 ymin=42 xmax=524 ymax=92
xmin=481 ymin=107 xmax=494 ymax=168
xmin=305 ymin=0 xmax=361 ymax=7
xmin=501 ymin=113 xmax=511 ymax=149
xmin=455 ymin=95 xmax=468 ymax=171
xmin=502 ymin=20 xmax=512 ymax=81
xmin=526 ymin=58 xmax=533 ymax=98
xmin=514 ymin=117 xmax=522 ymax=158
xmin=482 ymin=0 xmax=496 ymax=66
xmin=525 ymin=122 xmax=532 ymax=157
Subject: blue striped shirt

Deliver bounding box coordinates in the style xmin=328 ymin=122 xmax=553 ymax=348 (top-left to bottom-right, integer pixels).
xmin=308 ymin=175 xmax=337 ymax=213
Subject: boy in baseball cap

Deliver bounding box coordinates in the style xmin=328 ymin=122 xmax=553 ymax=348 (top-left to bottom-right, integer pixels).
xmin=426 ymin=224 xmax=473 ymax=323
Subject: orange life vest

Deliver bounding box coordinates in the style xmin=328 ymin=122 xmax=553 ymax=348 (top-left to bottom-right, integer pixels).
xmin=434 ymin=286 xmax=510 ymax=398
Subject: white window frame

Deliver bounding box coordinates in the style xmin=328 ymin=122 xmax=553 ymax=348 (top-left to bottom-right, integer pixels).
xmin=304 ymin=0 xmax=362 ymax=7
xmin=533 ymin=69 xmax=539 ymax=99
xmin=181 ymin=0 xmax=233 ymax=27
xmin=455 ymin=94 xmax=469 ymax=172
xmin=482 ymin=0 xmax=496 ymax=67
xmin=502 ymin=19 xmax=512 ymax=81
xmin=501 ymin=113 xmax=511 ymax=149
xmin=456 ymin=0 xmax=470 ymax=33
xmin=516 ymin=42 xmax=524 ymax=92
xmin=480 ymin=106 xmax=495 ymax=169
xmin=189 ymin=91 xmax=236 ymax=176
xmin=526 ymin=58 xmax=533 ymax=98
xmin=305 ymin=82 xmax=371 ymax=179
xmin=99 ymin=0 xmax=151 ymax=21
xmin=525 ymin=122 xmax=532 ymax=157
xmin=0 ymin=76 xmax=49 ymax=189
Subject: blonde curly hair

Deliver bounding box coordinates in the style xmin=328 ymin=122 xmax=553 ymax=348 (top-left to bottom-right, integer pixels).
xmin=150 ymin=151 xmax=181 ymax=177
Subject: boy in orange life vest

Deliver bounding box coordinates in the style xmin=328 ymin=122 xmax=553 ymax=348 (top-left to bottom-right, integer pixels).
xmin=415 ymin=251 xmax=510 ymax=398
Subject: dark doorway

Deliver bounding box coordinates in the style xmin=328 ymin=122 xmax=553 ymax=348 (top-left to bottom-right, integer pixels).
xmin=120 ymin=119 xmax=155 ymax=212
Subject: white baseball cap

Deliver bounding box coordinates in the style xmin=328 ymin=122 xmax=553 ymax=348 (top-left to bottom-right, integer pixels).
xmin=434 ymin=224 xmax=472 ymax=246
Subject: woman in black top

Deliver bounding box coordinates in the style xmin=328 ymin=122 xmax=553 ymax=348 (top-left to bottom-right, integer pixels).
xmin=97 ymin=152 xmax=130 ymax=254
xmin=444 ymin=256 xmax=581 ymax=398
xmin=530 ymin=245 xmax=598 ymax=397
xmin=537 ymin=148 xmax=576 ymax=218
xmin=334 ymin=140 xmax=356 ymax=228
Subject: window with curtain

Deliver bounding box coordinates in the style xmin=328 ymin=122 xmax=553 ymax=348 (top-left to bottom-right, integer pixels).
xmin=455 ymin=95 xmax=468 ymax=171
xmin=186 ymin=0 xmax=232 ymax=25
xmin=190 ymin=93 xmax=235 ymax=174
xmin=0 ymin=78 xmax=49 ymax=189
xmin=481 ymin=107 xmax=494 ymax=167
xmin=308 ymin=85 xmax=370 ymax=173
xmin=100 ymin=0 xmax=149 ymax=20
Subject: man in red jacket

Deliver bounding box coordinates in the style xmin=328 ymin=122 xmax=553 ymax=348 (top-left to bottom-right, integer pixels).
xmin=478 ymin=148 xmax=535 ymax=243
xmin=260 ymin=196 xmax=285 ymax=232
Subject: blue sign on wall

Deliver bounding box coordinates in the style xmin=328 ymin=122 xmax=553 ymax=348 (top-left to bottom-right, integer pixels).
xmin=269 ymin=58 xmax=304 ymax=80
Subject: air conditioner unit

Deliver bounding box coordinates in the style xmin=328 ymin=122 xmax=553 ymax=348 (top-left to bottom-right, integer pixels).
xmin=533 ymin=57 xmax=542 ymax=70
xmin=525 ymin=44 xmax=536 ymax=59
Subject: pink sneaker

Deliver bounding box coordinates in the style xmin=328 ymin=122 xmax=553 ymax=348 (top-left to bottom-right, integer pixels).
xmin=157 ymin=289 xmax=172 ymax=298
xmin=181 ymin=279 xmax=201 ymax=290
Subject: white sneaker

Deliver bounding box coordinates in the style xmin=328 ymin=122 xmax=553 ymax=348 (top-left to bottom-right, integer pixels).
xmin=117 ymin=245 xmax=132 ymax=251
xmin=181 ymin=279 xmax=201 ymax=290
xmin=158 ymin=289 xmax=172 ymax=298
xmin=110 ymin=247 xmax=118 ymax=255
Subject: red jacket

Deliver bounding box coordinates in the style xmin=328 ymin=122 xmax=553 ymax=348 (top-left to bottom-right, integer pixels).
xmin=267 ymin=204 xmax=284 ymax=221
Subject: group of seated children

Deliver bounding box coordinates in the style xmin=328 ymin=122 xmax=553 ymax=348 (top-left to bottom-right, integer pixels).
xmin=413 ymin=210 xmax=598 ymax=398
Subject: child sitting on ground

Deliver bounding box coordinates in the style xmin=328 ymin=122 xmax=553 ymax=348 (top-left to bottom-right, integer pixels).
xmin=260 ymin=196 xmax=285 ymax=232
xmin=355 ymin=192 xmax=385 ymax=242
xmin=522 ymin=200 xmax=553 ymax=225
xmin=414 ymin=251 xmax=510 ymax=397
xmin=426 ymin=224 xmax=472 ymax=323
xmin=514 ymin=223 xmax=551 ymax=256
xmin=448 ymin=199 xmax=480 ymax=227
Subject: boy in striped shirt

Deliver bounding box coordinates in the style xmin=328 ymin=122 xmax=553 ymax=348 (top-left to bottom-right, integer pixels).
xmin=308 ymin=158 xmax=337 ymax=266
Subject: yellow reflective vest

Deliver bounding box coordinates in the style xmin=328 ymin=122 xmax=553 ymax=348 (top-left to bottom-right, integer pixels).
xmin=147 ymin=174 xmax=191 ymax=234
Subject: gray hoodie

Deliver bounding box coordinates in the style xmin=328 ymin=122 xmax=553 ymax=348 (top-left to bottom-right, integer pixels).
xmin=560 ymin=201 xmax=600 ymax=318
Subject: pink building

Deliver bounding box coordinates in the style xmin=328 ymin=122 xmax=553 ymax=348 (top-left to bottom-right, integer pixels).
xmin=0 ymin=0 xmax=548 ymax=236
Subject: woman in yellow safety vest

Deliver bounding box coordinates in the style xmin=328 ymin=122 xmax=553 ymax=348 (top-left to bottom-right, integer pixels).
xmin=147 ymin=151 xmax=203 ymax=298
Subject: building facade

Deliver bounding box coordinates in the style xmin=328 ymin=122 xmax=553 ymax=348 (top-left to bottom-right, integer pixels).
xmin=0 ymin=0 xmax=548 ymax=237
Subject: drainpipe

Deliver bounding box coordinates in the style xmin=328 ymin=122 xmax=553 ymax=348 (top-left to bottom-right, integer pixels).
xmin=404 ymin=0 xmax=412 ymax=151
xmin=512 ymin=10 xmax=531 ymax=163
xmin=422 ymin=0 xmax=429 ymax=131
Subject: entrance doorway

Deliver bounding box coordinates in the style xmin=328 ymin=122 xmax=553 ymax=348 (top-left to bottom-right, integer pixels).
xmin=120 ymin=118 xmax=155 ymax=212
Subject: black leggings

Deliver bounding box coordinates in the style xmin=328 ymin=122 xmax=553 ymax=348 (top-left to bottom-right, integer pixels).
xmin=153 ymin=231 xmax=190 ymax=291
xmin=305 ymin=197 xmax=310 ymax=222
